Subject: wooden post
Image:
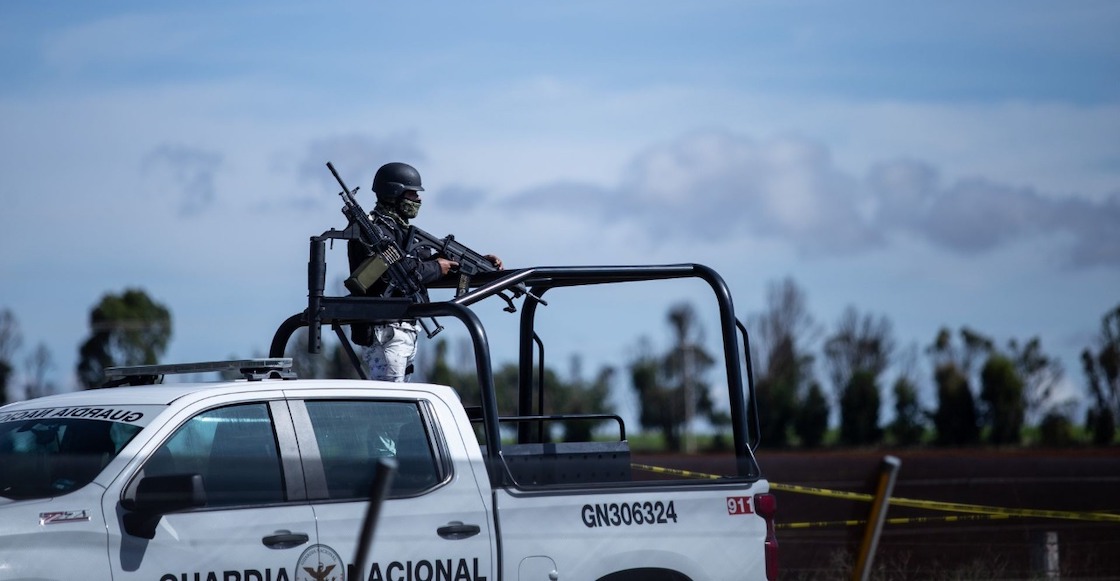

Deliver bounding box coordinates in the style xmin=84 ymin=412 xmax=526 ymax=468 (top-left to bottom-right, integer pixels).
xmin=852 ymin=455 xmax=901 ymax=581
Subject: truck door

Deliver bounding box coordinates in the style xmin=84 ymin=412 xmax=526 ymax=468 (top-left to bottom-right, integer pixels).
xmin=292 ymin=395 xmax=494 ymax=581
xmin=105 ymin=400 xmax=318 ymax=580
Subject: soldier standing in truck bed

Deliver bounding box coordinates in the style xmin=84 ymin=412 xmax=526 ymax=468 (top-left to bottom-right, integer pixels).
xmin=348 ymin=162 xmax=502 ymax=381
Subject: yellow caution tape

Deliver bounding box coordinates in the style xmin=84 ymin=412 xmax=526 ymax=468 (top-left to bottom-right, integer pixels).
xmin=631 ymin=463 xmax=1120 ymax=524
xmin=778 ymin=513 xmax=1012 ymax=530
xmin=631 ymin=463 xmax=722 ymax=480
xmin=769 ymin=481 xmax=1120 ymax=523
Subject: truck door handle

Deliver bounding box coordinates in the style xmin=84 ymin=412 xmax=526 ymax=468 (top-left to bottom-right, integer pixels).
xmin=262 ymin=530 xmax=310 ymax=549
xmin=437 ymin=521 xmax=481 ymax=540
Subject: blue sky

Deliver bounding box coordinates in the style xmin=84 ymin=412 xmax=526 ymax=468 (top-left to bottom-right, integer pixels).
xmin=1 ymin=1 xmax=1118 ymax=421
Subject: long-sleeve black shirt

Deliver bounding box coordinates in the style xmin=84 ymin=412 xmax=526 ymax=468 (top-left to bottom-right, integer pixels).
xmin=346 ymin=210 xmax=443 ymax=344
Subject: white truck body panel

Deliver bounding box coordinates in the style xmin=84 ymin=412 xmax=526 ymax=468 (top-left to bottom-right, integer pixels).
xmin=1 ymin=373 xmax=773 ymax=581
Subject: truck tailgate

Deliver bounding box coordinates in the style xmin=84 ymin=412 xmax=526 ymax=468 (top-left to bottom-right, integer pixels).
xmin=495 ymin=480 xmax=772 ymax=580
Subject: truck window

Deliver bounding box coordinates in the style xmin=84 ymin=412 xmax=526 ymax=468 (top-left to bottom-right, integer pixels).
xmin=144 ymin=403 xmax=285 ymax=507
xmin=0 ymin=418 xmax=143 ymax=500
xmin=303 ymin=400 xmax=441 ymax=498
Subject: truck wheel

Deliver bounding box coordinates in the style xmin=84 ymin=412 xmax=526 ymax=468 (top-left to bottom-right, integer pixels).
xmin=597 ymin=568 xmax=691 ymax=581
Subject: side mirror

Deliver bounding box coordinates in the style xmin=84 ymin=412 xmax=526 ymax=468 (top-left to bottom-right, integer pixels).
xmin=122 ymin=474 xmax=206 ymax=539
xmin=132 ymin=474 xmax=207 ymax=512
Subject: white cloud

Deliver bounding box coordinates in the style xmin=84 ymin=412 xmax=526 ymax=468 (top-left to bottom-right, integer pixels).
xmin=503 ymin=130 xmax=1120 ymax=269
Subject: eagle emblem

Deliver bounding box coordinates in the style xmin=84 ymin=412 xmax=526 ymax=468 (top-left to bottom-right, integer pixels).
xmin=302 ymin=564 xmax=336 ymax=581
xmin=295 ymin=544 xmax=345 ymax=581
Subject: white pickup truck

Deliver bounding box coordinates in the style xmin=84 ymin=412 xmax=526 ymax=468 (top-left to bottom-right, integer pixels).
xmin=0 ymin=264 xmax=777 ymax=580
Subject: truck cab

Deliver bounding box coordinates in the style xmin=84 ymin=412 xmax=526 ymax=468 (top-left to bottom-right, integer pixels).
xmin=0 ymin=361 xmax=494 ymax=581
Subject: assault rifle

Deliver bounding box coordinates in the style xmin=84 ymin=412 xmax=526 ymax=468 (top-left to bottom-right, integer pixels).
xmin=328 ymin=162 xmax=443 ymax=338
xmin=405 ymin=227 xmax=546 ymax=312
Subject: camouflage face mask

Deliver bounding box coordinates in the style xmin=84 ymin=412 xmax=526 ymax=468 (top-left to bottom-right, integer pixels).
xmin=399 ymin=198 xmax=422 ymax=220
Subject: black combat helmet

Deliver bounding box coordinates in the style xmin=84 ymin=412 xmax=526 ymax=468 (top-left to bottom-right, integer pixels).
xmin=372 ymin=162 xmax=424 ymax=202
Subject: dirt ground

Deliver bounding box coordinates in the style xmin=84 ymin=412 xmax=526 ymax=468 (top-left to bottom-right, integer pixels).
xmin=752 ymin=447 xmax=1120 ymax=580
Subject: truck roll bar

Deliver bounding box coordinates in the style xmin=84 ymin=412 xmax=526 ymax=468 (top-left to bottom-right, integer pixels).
xmin=271 ymin=227 xmax=761 ymax=479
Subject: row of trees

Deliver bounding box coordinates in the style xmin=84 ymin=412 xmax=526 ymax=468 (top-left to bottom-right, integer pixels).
xmin=0 ymin=310 xmax=58 ymax=406
xmin=0 ymin=289 xmax=173 ymax=405
xmin=725 ymin=278 xmax=1119 ymax=449
xmin=2 ymin=284 xmax=1117 ymax=451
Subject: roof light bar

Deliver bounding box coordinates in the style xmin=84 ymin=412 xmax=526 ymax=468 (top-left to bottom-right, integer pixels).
xmin=104 ymin=358 xmax=296 ymax=383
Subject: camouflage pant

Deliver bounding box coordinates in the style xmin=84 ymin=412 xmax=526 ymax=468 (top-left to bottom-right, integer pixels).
xmin=361 ymin=321 xmax=418 ymax=382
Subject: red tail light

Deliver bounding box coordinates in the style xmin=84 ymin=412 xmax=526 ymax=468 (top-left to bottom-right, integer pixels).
xmin=754 ymin=491 xmax=777 ymax=519
xmin=755 ymin=492 xmax=779 ymax=580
